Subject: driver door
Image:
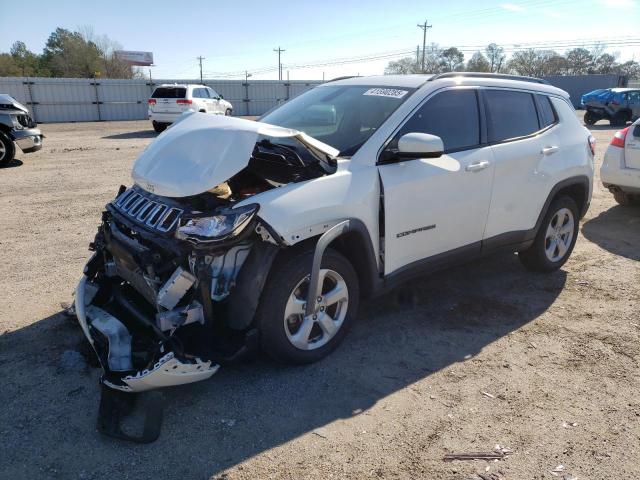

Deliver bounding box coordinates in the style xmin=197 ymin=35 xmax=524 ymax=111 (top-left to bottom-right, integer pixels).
xmin=377 ymin=88 xmax=495 ymax=275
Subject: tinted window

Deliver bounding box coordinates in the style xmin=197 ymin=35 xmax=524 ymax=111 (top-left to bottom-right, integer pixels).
xmin=260 ymin=85 xmax=415 ymax=156
xmin=151 ymin=87 xmax=186 ymax=99
xmin=209 ymin=89 xmax=219 ymax=99
xmin=485 ymin=90 xmax=540 ymax=142
xmin=537 ymin=95 xmax=557 ymax=128
xmin=395 ymin=89 xmax=480 ymax=152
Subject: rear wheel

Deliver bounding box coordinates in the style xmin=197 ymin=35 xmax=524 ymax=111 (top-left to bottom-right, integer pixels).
xmin=611 ymin=111 xmax=629 ymax=127
xmin=0 ymin=131 xmax=16 ymax=167
xmin=256 ymin=248 xmax=359 ymax=365
xmin=519 ymin=196 xmax=579 ymax=272
xmin=152 ymin=121 xmax=166 ymax=133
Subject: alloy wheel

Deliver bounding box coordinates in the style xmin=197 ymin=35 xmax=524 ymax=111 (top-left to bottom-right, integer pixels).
xmin=544 ymin=207 xmax=575 ymax=262
xmin=283 ymin=269 xmax=349 ymax=350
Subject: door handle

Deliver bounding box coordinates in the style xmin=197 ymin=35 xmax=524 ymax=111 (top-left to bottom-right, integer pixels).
xmin=465 ymin=160 xmax=490 ymax=172
xmin=541 ymin=146 xmax=559 ymax=155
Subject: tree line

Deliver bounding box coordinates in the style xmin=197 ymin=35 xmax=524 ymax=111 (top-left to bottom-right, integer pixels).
xmin=386 ymin=43 xmax=640 ymax=78
xmin=0 ymin=27 xmax=138 ymax=79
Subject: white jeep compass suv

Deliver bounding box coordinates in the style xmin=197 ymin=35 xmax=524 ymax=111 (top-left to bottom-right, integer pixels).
xmin=76 ymin=73 xmax=594 ymax=401
xmin=148 ymin=83 xmax=233 ymax=132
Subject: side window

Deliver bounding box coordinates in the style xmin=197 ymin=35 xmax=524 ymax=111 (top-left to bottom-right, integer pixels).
xmin=395 ymin=89 xmax=480 ymax=152
xmin=192 ymin=88 xmax=202 ymax=98
xmin=537 ymin=95 xmax=557 ymax=129
xmin=201 ymin=88 xmax=210 ymax=98
xmin=485 ymin=90 xmax=540 ymax=143
xmin=209 ymin=88 xmax=219 ymax=99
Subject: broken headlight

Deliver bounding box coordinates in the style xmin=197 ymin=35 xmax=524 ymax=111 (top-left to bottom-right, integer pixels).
xmin=175 ymin=204 xmax=259 ymax=244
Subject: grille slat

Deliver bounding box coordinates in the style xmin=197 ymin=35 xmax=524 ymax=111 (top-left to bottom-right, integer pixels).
xmin=112 ymin=188 xmax=183 ymax=233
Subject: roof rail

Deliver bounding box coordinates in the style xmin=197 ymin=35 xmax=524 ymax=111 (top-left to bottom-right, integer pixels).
xmin=428 ymin=72 xmax=549 ymax=85
xmin=324 ymin=76 xmax=357 ymax=83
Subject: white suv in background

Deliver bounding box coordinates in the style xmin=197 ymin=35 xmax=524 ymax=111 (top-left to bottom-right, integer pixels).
xmin=148 ymin=84 xmax=233 ymax=132
xmin=601 ymin=118 xmax=640 ymax=205
xmin=77 ymin=73 xmax=594 ymax=401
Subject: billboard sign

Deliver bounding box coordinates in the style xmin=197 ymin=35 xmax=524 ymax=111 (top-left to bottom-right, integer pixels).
xmin=114 ymin=51 xmax=154 ymax=66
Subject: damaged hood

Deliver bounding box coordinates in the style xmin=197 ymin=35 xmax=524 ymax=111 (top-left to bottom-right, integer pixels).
xmin=132 ymin=113 xmax=339 ymax=198
xmin=0 ymin=94 xmax=29 ymax=114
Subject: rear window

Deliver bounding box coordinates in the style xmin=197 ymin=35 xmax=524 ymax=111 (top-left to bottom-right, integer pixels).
xmin=151 ymin=87 xmax=186 ymax=99
xmin=537 ymin=95 xmax=557 ymax=128
xmin=485 ymin=90 xmax=540 ymax=143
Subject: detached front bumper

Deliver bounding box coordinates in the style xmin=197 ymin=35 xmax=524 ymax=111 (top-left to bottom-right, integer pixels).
xmin=75 ymin=274 xmax=219 ymax=393
xmin=13 ymin=128 xmax=44 ymax=153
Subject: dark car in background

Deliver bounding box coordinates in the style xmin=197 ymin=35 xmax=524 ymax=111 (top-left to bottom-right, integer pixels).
xmin=581 ymin=88 xmax=640 ymax=126
xmin=0 ymin=94 xmax=44 ymax=167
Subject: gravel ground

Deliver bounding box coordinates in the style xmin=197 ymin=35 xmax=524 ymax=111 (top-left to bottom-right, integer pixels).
xmin=0 ymin=114 xmax=638 ymax=480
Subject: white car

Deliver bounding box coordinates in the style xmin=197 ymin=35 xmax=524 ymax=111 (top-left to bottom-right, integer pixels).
xmin=601 ymin=118 xmax=640 ymax=205
xmin=148 ymin=84 xmax=233 ymax=132
xmin=76 ymin=73 xmax=594 ymax=408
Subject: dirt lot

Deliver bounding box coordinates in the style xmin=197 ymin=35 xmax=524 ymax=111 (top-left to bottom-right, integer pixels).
xmin=1 ymin=115 xmax=638 ymax=480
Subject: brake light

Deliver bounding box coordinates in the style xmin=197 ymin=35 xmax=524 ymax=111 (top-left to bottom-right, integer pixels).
xmin=176 ymin=99 xmax=192 ymax=105
xmin=148 ymin=99 xmax=156 ymax=105
xmin=610 ymin=127 xmax=629 ymax=148
xmin=588 ymin=135 xmax=596 ymax=155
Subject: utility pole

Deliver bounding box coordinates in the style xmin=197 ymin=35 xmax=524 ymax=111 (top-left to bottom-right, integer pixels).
xmin=417 ymin=20 xmax=432 ymax=72
xmin=416 ymin=45 xmax=420 ymax=68
xmin=197 ymin=56 xmax=205 ymax=83
xmin=273 ymin=47 xmax=285 ymax=81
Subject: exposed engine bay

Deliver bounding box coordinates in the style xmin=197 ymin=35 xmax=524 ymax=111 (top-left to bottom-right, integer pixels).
xmin=74 ymin=117 xmax=340 ymax=441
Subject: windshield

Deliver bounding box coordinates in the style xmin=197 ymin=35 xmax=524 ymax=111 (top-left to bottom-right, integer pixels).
xmin=259 ymin=85 xmax=415 ymax=156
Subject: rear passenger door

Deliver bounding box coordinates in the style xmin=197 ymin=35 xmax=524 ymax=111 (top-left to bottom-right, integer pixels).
xmin=482 ymin=89 xmax=560 ymax=241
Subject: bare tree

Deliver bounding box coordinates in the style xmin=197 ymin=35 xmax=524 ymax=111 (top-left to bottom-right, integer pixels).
xmin=485 ymin=43 xmax=506 ymax=73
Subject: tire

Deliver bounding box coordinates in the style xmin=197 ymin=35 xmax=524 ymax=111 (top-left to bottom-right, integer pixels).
xmin=613 ymin=190 xmax=638 ymax=206
xmin=583 ymin=111 xmax=598 ymax=126
xmin=519 ymin=196 xmax=579 ymax=273
xmin=0 ymin=130 xmax=16 ymax=167
xmin=152 ymin=121 xmax=166 ymax=133
xmin=256 ymin=247 xmax=360 ymax=365
xmin=225 ymin=109 xmax=232 ymax=116
xmin=611 ymin=111 xmax=629 ymax=127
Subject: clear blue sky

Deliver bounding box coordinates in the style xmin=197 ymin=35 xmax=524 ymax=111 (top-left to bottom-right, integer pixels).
xmin=1 ymin=0 xmax=638 ymax=80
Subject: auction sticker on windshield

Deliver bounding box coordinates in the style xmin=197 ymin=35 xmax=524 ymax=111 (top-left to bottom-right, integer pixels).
xmin=363 ymin=88 xmax=408 ymax=99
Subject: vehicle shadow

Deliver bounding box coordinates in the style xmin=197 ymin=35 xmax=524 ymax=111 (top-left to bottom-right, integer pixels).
xmin=102 ymin=130 xmax=158 ymax=140
xmin=0 ymin=253 xmax=566 ymax=479
xmin=586 ymin=123 xmax=618 ymax=130
xmin=581 ymin=204 xmax=640 ymax=260
xmin=0 ymin=159 xmax=23 ymax=169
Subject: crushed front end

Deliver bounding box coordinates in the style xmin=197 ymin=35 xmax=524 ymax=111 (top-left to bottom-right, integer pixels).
xmin=75 ymin=184 xmax=281 ymax=395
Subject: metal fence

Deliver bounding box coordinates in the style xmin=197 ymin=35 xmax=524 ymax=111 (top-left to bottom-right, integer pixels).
xmin=0 ymin=77 xmax=323 ymax=122
xmin=542 ymin=74 xmax=631 ymax=108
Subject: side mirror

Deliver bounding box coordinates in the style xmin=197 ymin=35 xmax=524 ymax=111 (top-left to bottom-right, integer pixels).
xmin=633 ymin=124 xmax=640 ymax=138
xmin=398 ymin=133 xmax=444 ymax=158
xmin=218 ymin=94 xmax=224 ymax=100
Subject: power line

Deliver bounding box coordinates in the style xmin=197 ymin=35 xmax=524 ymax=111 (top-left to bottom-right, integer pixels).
xmin=202 ymin=37 xmax=640 ymax=79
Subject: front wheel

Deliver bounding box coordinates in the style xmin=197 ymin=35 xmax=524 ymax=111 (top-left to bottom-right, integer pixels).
xmin=225 ymin=109 xmax=232 ymax=116
xmin=0 ymin=130 xmax=16 ymax=167
xmin=519 ymin=196 xmax=579 ymax=272
xmin=583 ymin=111 xmax=598 ymax=125
xmin=256 ymin=248 xmax=359 ymax=364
